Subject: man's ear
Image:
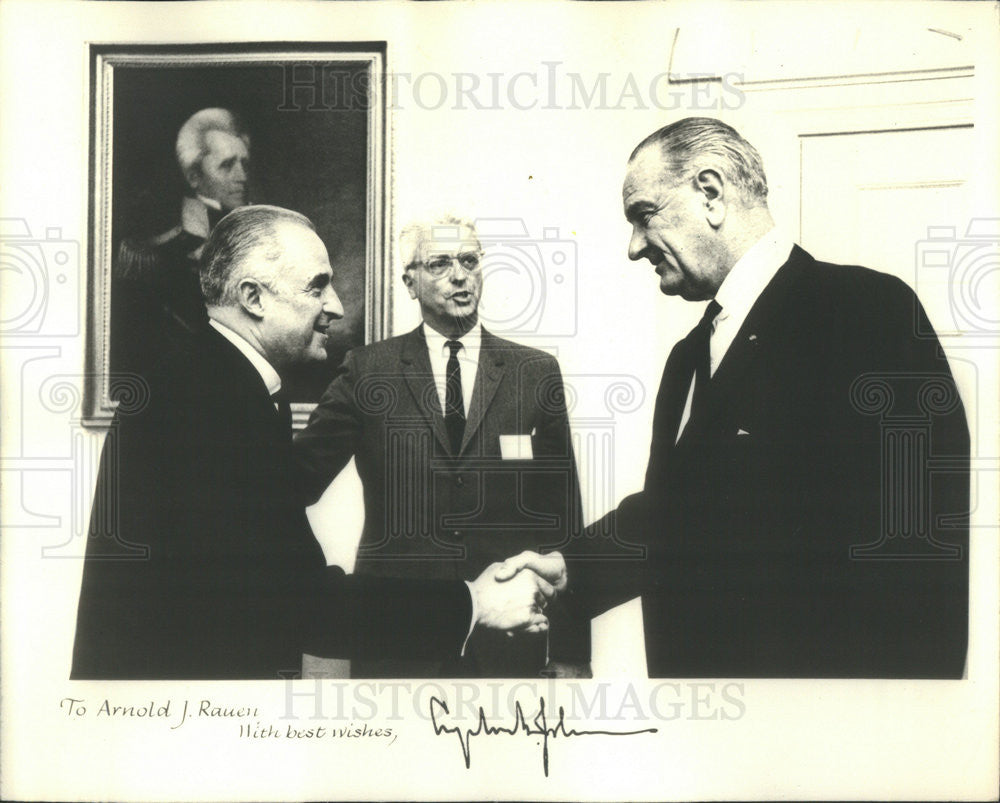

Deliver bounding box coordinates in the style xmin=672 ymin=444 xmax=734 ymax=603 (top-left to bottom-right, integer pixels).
xmin=694 ymin=167 xmax=727 ymax=229
xmin=185 ymin=166 xmax=202 ymax=193
xmin=236 ymin=278 xmax=266 ymax=319
xmin=401 ymin=270 xmax=418 ymax=300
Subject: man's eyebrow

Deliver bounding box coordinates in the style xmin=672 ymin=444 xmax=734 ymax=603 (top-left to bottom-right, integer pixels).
xmin=624 ymin=200 xmax=652 ymax=222
xmin=306 ymin=273 xmax=331 ymax=289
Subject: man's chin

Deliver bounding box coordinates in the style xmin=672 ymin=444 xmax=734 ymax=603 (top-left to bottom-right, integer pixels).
xmin=445 ymin=301 xmax=479 ymax=320
xmin=307 ymin=335 xmax=330 ymax=361
xmin=305 ymin=345 xmax=328 ymax=362
xmin=658 ymin=278 xmax=682 ymax=296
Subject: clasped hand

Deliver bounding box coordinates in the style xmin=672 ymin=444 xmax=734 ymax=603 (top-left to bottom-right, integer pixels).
xmin=469 ymin=550 xmax=567 ymax=634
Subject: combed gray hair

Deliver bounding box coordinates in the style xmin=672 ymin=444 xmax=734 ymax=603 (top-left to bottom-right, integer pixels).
xmin=199 ymin=205 xmax=315 ymax=307
xmin=630 ymin=117 xmax=769 ymax=206
xmin=399 ymin=214 xmax=480 ymax=272
xmin=175 ymin=108 xmax=250 ymax=177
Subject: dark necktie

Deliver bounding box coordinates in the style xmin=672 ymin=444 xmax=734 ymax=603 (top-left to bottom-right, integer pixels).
xmin=272 ymin=388 xmax=292 ymax=439
xmin=444 ymin=340 xmax=465 ymax=455
xmin=691 ymin=299 xmax=723 ymax=415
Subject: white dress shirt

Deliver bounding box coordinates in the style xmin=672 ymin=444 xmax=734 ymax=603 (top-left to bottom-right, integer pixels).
xmin=676 ymin=228 xmax=794 ymax=441
xmin=422 ymin=321 xmax=482 ymax=417
xmin=197 ymin=194 xmax=223 ymax=212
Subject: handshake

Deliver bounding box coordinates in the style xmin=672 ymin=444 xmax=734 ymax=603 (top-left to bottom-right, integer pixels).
xmin=469 ymin=551 xmax=567 ymax=634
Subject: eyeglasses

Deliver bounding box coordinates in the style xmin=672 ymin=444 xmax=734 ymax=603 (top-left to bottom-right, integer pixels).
xmin=419 ymin=251 xmax=484 ymax=278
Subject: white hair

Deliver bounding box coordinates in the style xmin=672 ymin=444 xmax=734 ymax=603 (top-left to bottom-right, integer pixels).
xmin=399 ymin=214 xmax=480 ymax=272
xmin=175 ymin=108 xmax=249 ymax=178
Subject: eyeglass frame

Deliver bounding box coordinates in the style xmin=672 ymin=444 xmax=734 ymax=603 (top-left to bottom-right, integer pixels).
xmin=407 ymin=249 xmax=485 ymax=278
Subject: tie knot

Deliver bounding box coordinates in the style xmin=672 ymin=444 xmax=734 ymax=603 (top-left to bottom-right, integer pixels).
xmin=446 ymin=340 xmax=462 ymax=357
xmin=702 ymin=299 xmax=722 ymax=326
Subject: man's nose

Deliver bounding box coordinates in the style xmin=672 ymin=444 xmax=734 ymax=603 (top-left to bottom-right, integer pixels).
xmin=627 ymin=226 xmax=647 ymax=261
xmin=233 ymin=161 xmax=248 ymax=182
xmin=322 ymin=285 xmax=345 ymax=319
xmin=447 ymin=261 xmax=467 ymax=283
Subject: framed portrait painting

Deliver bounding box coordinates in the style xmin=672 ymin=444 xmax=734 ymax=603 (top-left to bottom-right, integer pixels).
xmin=83 ymin=42 xmax=389 ymax=426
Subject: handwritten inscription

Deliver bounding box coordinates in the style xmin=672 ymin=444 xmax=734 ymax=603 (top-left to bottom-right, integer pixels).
xmin=430 ymin=695 xmax=658 ymax=776
xmin=59 ymin=697 xmax=396 ymax=744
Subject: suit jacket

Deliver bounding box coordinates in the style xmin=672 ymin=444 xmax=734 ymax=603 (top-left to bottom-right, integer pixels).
xmin=575 ymin=246 xmax=969 ymax=678
xmin=71 ymin=326 xmax=471 ymax=680
xmin=295 ymin=326 xmax=585 ymax=676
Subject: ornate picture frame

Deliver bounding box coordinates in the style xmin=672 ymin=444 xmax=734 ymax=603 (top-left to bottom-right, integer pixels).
xmin=84 ymin=42 xmax=390 ymax=426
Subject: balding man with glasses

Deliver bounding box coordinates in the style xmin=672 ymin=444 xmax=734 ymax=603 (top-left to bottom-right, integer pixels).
xmin=295 ymin=215 xmax=587 ymax=678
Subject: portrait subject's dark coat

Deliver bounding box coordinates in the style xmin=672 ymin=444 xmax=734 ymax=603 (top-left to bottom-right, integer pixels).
xmin=110 ymin=197 xmax=217 ymax=380
xmin=575 ymin=246 xmax=970 ymax=678
xmin=72 ymin=326 xmax=471 ymax=679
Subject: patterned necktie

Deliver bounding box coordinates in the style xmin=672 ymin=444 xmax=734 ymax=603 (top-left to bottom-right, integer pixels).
xmin=444 ymin=340 xmax=466 ymax=455
xmin=691 ymin=299 xmax=723 ymax=415
xmin=272 ymin=388 xmax=292 ymax=439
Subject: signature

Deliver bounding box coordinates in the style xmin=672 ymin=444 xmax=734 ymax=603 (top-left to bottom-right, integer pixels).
xmin=429 ymin=695 xmax=658 ymax=776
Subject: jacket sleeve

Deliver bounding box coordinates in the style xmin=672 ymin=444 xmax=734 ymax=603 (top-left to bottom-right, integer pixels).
xmin=306 ymin=566 xmax=474 ymax=661
xmin=526 ymin=356 xmax=594 ymax=663
xmin=293 ymin=350 xmax=364 ymax=505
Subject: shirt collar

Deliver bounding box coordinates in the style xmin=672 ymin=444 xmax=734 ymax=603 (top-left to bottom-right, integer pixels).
xmin=197 ymin=194 xmax=223 ymax=212
xmin=422 ymin=320 xmax=483 ymax=356
xmin=181 ymin=195 xmax=213 ymax=240
xmin=208 ymin=318 xmax=282 ymax=396
xmin=713 ymin=227 xmax=794 ymax=323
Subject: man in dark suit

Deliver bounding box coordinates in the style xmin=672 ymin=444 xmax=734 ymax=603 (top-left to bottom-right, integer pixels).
xmin=295 ymin=216 xmax=585 ymax=677
xmin=112 ymin=108 xmax=251 ymax=380
xmin=72 ymin=205 xmax=565 ymax=680
xmin=573 ymin=117 xmax=969 ymax=678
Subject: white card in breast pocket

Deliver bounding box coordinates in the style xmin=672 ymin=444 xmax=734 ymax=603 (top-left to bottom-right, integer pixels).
xmin=499 ymin=434 xmax=533 ymax=460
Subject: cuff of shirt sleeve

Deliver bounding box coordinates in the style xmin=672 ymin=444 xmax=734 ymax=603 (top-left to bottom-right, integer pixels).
xmin=462 ymin=581 xmax=478 ymax=656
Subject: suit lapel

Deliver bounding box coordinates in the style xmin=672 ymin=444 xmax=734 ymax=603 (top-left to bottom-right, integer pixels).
xmin=659 ymin=332 xmax=700 ymax=450
xmin=399 ymin=327 xmax=452 ymax=455
xmin=202 ymin=326 xmax=289 ymax=444
xmin=460 ymin=328 xmax=507 ymax=455
xmin=714 ymin=247 xmax=809 ymax=386
xmin=681 ymin=246 xmax=812 ymax=442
